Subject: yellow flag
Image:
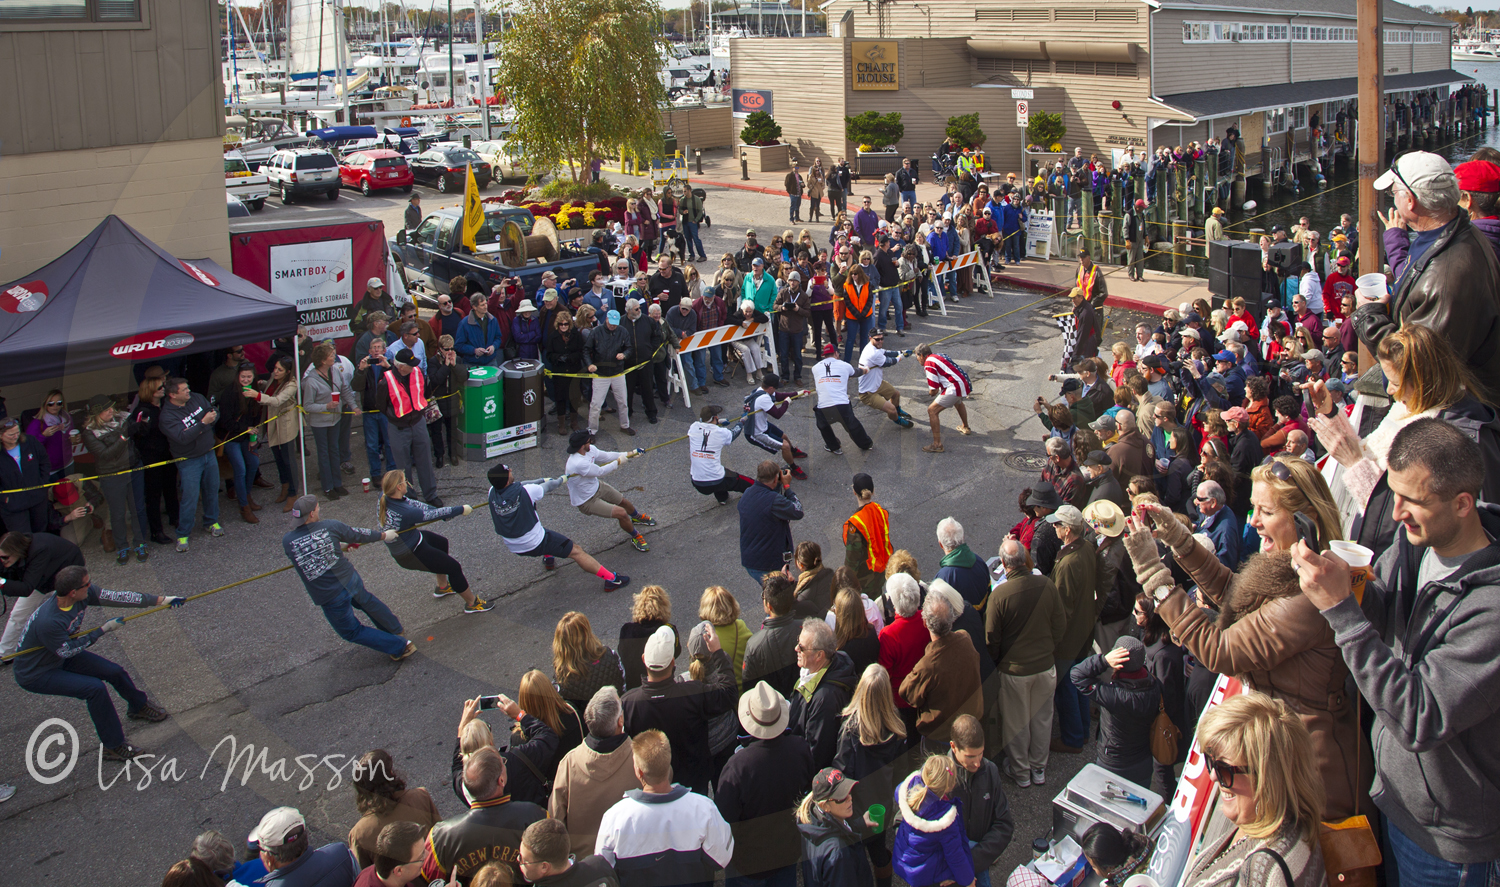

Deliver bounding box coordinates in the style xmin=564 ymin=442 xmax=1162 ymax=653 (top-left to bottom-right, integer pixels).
xmin=461 ymin=163 xmax=483 ymax=252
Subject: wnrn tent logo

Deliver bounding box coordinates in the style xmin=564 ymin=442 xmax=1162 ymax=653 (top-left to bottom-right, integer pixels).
xmin=111 ymin=330 xmax=195 ymax=360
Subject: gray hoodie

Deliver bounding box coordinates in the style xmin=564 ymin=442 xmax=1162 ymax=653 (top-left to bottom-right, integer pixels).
xmin=1321 ymin=501 xmax=1500 ymax=862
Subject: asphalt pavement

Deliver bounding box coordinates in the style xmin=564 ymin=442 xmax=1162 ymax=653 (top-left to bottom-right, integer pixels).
xmin=0 ymin=174 xmax=1129 ymax=884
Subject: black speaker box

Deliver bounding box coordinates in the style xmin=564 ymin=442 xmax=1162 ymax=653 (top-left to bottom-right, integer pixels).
xmin=1209 ymin=266 xmax=1231 ymax=299
xmin=1268 ymin=241 xmax=1303 ymax=271
xmin=1230 ymin=242 xmax=1264 ymax=278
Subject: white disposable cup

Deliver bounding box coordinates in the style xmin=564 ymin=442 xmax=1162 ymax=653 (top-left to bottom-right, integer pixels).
xmin=1328 ymin=540 xmax=1373 ymax=568
xmin=361 ymin=477 xmax=371 ymax=493
xmin=1355 ymin=273 xmax=1384 ymax=289
xmin=1356 ymin=285 xmax=1385 ymax=301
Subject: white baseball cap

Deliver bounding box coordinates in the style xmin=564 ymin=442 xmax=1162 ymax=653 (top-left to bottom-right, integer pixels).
xmin=643 ymin=624 xmax=677 ymax=669
xmin=250 ymin=807 xmax=306 ymax=849
xmin=1374 ymin=151 xmax=1457 ymax=193
xmin=367 ymin=276 xmax=384 ymax=289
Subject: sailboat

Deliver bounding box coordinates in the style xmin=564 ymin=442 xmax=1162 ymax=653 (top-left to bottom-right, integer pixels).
xmin=281 ymin=0 xmax=350 ymax=104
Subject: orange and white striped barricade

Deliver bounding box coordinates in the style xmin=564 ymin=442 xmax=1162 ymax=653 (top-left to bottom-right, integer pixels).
xmin=670 ymin=321 xmax=777 ymax=410
xmin=928 ymin=249 xmax=994 ymax=305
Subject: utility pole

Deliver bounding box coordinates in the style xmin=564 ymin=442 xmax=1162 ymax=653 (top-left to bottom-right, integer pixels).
xmin=1356 ymin=0 xmax=1382 ymax=369
xmin=448 ymin=0 xmax=456 ymax=111
xmin=477 ymin=0 xmax=490 ymax=139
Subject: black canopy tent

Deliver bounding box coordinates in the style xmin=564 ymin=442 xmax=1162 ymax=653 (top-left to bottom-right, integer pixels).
xmin=0 ymin=215 xmax=297 ymax=382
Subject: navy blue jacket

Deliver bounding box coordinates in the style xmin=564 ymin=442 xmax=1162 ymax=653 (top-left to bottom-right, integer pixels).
xmin=738 ymin=482 xmax=803 ymax=571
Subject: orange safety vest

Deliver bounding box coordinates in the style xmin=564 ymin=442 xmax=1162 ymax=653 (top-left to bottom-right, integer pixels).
xmin=843 ymin=501 xmax=893 ymax=575
xmin=841 ymin=279 xmax=873 ymax=321
xmin=384 ymin=367 xmax=428 ymax=418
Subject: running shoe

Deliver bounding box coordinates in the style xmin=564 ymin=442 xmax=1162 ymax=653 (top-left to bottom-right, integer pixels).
xmin=391 ymin=641 xmax=417 ymax=662
xmin=824 ymin=445 xmax=843 ymax=455
xmin=175 ymin=537 xmax=189 ymax=553
xmin=209 ymin=523 xmax=225 ymax=537
xmin=542 ymin=556 xmax=556 ymax=570
xmin=433 ymin=587 xmax=458 ymax=599
xmin=630 ymin=513 xmax=657 ymax=526
xmin=789 ymin=464 xmax=808 ymax=480
xmin=630 ymin=535 xmax=650 ymax=552
xmin=128 ymin=702 xmax=169 ymax=723
xmin=791 ymin=447 xmax=809 ymax=459
xmin=103 ymin=743 xmax=145 ymax=762
xmin=892 ymin=414 xmax=914 ymax=428
xmin=604 ymin=573 xmax=631 ymax=591
xmin=135 ymin=543 xmax=149 ymax=563
xmin=117 ymin=549 xmax=130 ymax=566
xmin=463 ymin=598 xmax=495 ymax=615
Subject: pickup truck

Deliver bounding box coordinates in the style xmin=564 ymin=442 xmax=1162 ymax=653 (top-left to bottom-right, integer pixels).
xmin=392 ymin=204 xmax=601 ymax=300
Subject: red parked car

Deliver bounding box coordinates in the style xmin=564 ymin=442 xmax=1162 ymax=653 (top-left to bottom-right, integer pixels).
xmin=338 ymin=149 xmax=414 ymax=196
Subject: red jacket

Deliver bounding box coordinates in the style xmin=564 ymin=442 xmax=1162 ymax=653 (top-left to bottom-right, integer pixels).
xmin=877 ymin=613 xmax=930 ymax=710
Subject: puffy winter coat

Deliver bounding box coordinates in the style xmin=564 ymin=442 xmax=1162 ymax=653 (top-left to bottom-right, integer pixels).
xmin=799 ymin=809 xmax=874 ymax=887
xmin=892 ymin=772 xmax=976 ymax=887
xmin=788 ymin=651 xmax=859 ymax=769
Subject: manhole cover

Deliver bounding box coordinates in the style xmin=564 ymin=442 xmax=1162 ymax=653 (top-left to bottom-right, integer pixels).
xmin=1002 ymin=452 xmax=1048 ymax=473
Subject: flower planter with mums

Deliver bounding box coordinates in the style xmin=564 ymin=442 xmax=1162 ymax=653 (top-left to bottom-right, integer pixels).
xmin=485 ymin=191 xmax=628 ymax=231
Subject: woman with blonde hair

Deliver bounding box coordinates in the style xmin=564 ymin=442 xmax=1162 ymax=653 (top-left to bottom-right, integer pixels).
xmin=893 ymin=755 xmax=974 ymax=887
xmin=619 ymin=584 xmax=678 ymax=688
xmin=517 ymin=668 xmax=584 ymax=771
xmin=881 ymin=173 xmax=900 ymax=222
xmin=1309 ymin=322 xmax=1500 ymax=552
xmin=1182 ymin=692 xmax=1327 ymax=887
xmin=449 ymin=691 xmax=557 ymax=808
xmin=27 ymin=387 xmax=74 ymax=482
xmin=699 ymin=585 xmax=752 ymax=689
xmin=376 ymin=469 xmax=489 ymax=613
xmin=552 ymin=611 xmax=625 ymax=711
xmin=1123 ymin=454 xmax=1363 ymax=819
xmin=834 ymin=664 xmax=907 ymax=887
xmin=830 ymin=587 xmax=881 ymax=675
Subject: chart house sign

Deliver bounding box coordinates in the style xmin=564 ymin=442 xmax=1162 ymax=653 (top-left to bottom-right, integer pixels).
xmin=851 ymin=42 xmax=899 ymax=90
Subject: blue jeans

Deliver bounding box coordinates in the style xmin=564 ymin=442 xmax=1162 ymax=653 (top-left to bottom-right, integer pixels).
xmin=843 ymin=315 xmax=875 ymax=364
xmin=272 ymin=442 xmax=299 ymax=496
xmin=683 ymin=219 xmax=705 ymax=258
xmin=707 ymin=344 xmax=725 ymax=382
xmin=175 ymin=451 xmax=221 ymax=538
xmin=223 ymin=439 xmax=260 ymax=507
xmin=310 ymin=424 xmax=340 ymax=493
xmin=901 ymin=189 xmax=917 ymax=207
xmin=19 ymin=650 xmax=147 ymax=748
xmin=1386 ymin=817 xmax=1500 ymax=887
xmin=362 ymin=413 xmax=396 ymax=480
xmin=728 ymin=864 xmax=797 ymax=887
xmin=1005 ymin=229 xmax=1024 ymax=262
xmin=746 ymin=568 xmax=772 ymax=588
xmin=1054 ymin=657 xmax=1090 ymax=748
xmin=789 ymin=195 xmax=802 ymax=219
xmin=877 ymin=286 xmax=904 ymax=332
xmin=684 ymin=350 xmax=707 ymax=389
xmin=1066 ymin=197 xmax=1081 ymax=227
xmin=320 ymin=574 xmax=407 ymax=656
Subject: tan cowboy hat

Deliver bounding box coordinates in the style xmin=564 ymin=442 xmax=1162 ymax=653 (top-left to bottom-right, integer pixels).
xmin=1083 ymin=500 xmax=1126 ymax=537
xmin=737 ymin=680 xmax=789 ymax=740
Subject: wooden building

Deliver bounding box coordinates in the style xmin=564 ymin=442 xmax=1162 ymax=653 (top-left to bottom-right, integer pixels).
xmin=730 ymin=0 xmax=1465 ymax=179
xmin=0 ymin=0 xmax=229 ymax=283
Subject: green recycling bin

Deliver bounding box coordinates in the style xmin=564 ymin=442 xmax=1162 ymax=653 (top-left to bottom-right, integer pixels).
xmin=501 ymin=358 xmax=545 ymax=429
xmin=462 ymin=365 xmax=503 ymax=461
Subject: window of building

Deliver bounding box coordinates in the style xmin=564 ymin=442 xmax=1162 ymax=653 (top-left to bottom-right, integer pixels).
xmin=1266 ymin=107 xmax=1288 ymax=134
xmin=1291 ymin=25 xmax=1308 ymax=40
xmin=0 ymin=0 xmax=138 ymax=22
xmin=1289 ymin=106 xmax=1306 ymax=129
xmin=1184 ymin=21 xmax=1214 ymax=41
xmin=1384 ymin=29 xmax=1412 ymax=43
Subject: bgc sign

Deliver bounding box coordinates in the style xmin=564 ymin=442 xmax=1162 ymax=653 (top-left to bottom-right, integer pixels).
xmin=731 ymin=88 xmax=774 ymax=119
xmin=851 ymin=42 xmax=899 ymax=90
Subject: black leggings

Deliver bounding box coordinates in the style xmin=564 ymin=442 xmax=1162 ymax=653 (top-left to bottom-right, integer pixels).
xmin=809 ymin=309 xmax=839 ymax=355
xmin=693 ymin=473 xmax=754 ymax=504
xmin=409 ymin=533 xmax=469 ymax=594
xmin=142 ymin=463 xmax=179 ymax=536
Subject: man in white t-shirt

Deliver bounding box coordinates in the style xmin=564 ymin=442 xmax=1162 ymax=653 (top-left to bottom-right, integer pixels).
xmin=1133 ymin=323 xmax=1162 ymax=362
xmin=858 ymin=331 xmax=915 ymax=427
xmin=743 ymin=372 xmax=810 ymax=479
xmin=564 ymin=430 xmax=655 ymax=552
xmin=810 ymin=344 xmax=874 ymax=454
xmin=688 ymin=404 xmax=756 ymax=504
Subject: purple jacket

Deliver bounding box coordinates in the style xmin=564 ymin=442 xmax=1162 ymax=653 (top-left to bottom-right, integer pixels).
xmin=1385 ymin=217 xmax=1500 ymax=280
xmin=25 ymin=417 xmax=72 ymax=471
xmin=854 ymin=208 xmax=880 ymax=244
xmin=511 ymin=315 xmax=542 ymax=359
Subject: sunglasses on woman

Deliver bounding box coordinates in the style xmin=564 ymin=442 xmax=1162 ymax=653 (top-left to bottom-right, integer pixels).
xmin=1204 ymin=751 xmax=1248 ymax=785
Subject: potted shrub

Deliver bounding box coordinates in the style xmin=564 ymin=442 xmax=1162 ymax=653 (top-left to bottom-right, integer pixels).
xmin=946 ymin=113 xmax=986 ymax=149
xmin=739 ymin=111 xmax=790 ymax=172
xmin=847 ymin=111 xmax=904 ymax=179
